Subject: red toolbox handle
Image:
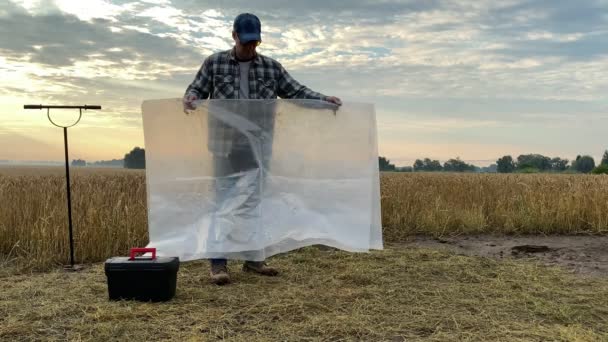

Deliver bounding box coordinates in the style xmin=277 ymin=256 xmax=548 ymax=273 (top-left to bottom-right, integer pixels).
xmin=129 ymin=247 xmax=156 ymax=260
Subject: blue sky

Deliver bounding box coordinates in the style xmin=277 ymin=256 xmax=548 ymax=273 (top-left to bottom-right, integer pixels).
xmin=1 ymin=0 xmax=607 ymax=166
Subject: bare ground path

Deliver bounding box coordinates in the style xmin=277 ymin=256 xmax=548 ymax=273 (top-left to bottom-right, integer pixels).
xmin=400 ymin=234 xmax=608 ymax=277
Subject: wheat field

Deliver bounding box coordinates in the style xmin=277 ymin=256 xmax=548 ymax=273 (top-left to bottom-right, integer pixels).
xmin=1 ymin=166 xmax=607 ymax=269
xmin=381 ymin=172 xmax=608 ymax=241
xmin=0 ymin=166 xmax=148 ymax=270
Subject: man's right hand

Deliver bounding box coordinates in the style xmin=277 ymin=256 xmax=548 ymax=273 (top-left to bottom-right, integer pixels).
xmin=183 ymin=94 xmax=198 ymax=114
xmin=325 ymin=96 xmax=342 ymax=106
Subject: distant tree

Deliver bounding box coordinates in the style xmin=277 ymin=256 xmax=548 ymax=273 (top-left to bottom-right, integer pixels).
xmin=550 ymin=157 xmax=569 ymax=172
xmin=482 ymin=164 xmax=498 ymax=173
xmin=91 ymin=159 xmax=124 ymax=167
xmin=573 ymin=155 xmax=595 ymax=174
xmin=496 ymin=155 xmax=516 ymax=173
xmin=592 ymin=164 xmax=608 ymax=174
xmin=413 ymin=159 xmax=424 ymax=172
xmin=423 ymin=158 xmax=443 ymax=171
xmin=516 ymin=154 xmax=551 ymax=171
xmin=601 ymin=150 xmax=608 ymax=166
xmin=443 ymin=157 xmax=475 ymax=172
xmin=396 ymin=166 xmax=413 ymax=172
xmin=379 ymin=156 xmax=396 ymax=171
xmin=124 ymin=147 xmax=145 ymax=169
xmin=71 ymin=159 xmax=86 ymax=167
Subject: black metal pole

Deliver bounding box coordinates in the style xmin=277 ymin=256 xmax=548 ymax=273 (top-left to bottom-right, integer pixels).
xmin=24 ymin=104 xmax=101 ymax=269
xmin=63 ymin=127 xmax=75 ymax=267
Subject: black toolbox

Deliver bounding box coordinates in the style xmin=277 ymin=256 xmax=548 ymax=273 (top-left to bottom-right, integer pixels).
xmin=104 ymin=248 xmax=179 ymax=302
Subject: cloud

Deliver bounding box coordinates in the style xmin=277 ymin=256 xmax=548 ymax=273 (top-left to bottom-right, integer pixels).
xmin=2 ymin=0 xmax=607 ymax=162
xmin=53 ymin=0 xmax=126 ymax=22
xmin=4 ymin=0 xmax=607 ymax=103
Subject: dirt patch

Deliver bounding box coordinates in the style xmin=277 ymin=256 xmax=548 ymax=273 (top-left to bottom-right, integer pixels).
xmin=399 ymin=234 xmax=608 ymax=277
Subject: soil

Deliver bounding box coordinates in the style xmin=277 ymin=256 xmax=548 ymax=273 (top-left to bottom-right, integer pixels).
xmin=400 ymin=234 xmax=608 ymax=278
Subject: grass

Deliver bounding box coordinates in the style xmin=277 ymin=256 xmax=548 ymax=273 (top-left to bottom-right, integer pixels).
xmin=1 ymin=246 xmax=607 ymax=341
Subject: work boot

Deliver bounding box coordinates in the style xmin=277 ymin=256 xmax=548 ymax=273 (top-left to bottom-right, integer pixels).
xmin=209 ymin=260 xmax=230 ymax=285
xmin=242 ymin=261 xmax=279 ymax=276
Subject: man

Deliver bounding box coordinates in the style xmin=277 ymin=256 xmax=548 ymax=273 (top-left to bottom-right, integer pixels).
xmin=183 ymin=13 xmax=341 ymax=285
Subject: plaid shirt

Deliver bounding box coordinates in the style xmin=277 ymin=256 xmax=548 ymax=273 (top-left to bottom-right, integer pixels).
xmin=184 ymin=48 xmax=328 ymax=155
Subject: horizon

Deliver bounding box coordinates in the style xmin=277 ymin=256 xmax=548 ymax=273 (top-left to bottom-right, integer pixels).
xmin=2 ymin=1 xmax=607 ymax=167
xmin=2 ymin=151 xmax=603 ymax=169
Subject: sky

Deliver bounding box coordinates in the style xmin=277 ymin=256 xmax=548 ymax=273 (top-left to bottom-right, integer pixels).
xmin=1 ymin=0 xmax=607 ymax=167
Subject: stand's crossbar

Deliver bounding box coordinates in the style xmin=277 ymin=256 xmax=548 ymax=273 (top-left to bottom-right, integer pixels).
xmin=24 ymin=105 xmax=101 ymax=110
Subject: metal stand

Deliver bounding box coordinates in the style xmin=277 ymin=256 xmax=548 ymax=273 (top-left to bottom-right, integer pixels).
xmin=24 ymin=105 xmax=101 ymax=269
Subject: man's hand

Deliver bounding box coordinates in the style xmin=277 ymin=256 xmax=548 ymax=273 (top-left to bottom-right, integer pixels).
xmin=324 ymin=96 xmax=342 ymax=115
xmin=325 ymin=96 xmax=342 ymax=106
xmin=183 ymin=94 xmax=198 ymax=114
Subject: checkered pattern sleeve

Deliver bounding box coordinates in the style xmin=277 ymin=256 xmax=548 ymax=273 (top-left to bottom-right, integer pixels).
xmin=184 ymin=57 xmax=213 ymax=100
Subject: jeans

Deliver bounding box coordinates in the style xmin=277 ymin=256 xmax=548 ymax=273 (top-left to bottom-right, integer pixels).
xmin=210 ymin=144 xmax=267 ymax=266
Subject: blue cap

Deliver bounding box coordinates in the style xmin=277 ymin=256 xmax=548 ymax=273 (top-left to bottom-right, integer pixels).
xmin=233 ymin=13 xmax=261 ymax=44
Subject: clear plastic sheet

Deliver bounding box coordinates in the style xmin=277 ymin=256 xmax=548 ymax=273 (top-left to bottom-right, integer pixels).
xmin=141 ymin=99 xmax=382 ymax=261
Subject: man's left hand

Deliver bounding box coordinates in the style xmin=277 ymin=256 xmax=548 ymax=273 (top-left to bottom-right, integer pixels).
xmin=325 ymin=96 xmax=342 ymax=106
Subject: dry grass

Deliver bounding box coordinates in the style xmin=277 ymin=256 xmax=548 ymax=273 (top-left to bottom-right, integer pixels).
xmin=1 ymin=246 xmax=607 ymax=341
xmin=2 ymin=167 xmax=608 ymax=269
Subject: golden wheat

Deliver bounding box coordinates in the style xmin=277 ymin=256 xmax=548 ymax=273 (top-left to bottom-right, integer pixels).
xmin=0 ymin=167 xmax=148 ymax=269
xmin=1 ymin=167 xmax=607 ymax=269
xmin=381 ymin=172 xmax=608 ymax=241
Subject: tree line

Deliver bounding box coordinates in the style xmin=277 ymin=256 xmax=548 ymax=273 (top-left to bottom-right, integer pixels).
xmin=75 ymin=147 xmax=608 ymax=174
xmin=380 ymin=150 xmax=608 ymax=174
xmin=70 ymin=147 xmax=145 ymax=169
xmin=380 ymin=156 xmax=495 ymax=173
xmin=496 ymin=152 xmax=608 ymax=174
